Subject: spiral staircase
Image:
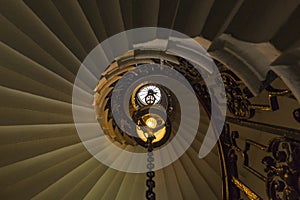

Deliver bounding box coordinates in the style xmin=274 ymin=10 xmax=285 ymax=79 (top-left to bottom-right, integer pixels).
xmin=1 ymin=1 xmax=300 ymax=199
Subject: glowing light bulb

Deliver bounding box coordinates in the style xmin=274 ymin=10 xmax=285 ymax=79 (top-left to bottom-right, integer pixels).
xmin=136 ymin=114 xmax=167 ymax=144
xmin=146 ymin=117 xmax=157 ymax=129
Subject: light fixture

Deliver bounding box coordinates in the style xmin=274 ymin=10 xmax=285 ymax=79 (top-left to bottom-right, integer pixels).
xmin=136 ymin=113 xmax=167 ymax=144
xmin=131 ymin=84 xmax=172 ymax=200
xmin=136 ymin=85 xmax=162 ymax=106
xmin=146 ymin=117 xmax=157 ymax=129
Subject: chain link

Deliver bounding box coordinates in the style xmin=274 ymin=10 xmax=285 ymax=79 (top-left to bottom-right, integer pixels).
xmin=146 ymin=136 xmax=156 ymax=200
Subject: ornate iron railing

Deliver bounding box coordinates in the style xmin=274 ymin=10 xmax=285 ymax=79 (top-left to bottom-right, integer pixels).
xmin=194 ymin=59 xmax=300 ymax=199
xmin=208 ymin=65 xmax=300 ymax=200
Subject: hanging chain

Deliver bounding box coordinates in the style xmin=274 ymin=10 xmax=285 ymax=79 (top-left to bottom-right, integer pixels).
xmin=146 ymin=136 xmax=156 ymax=200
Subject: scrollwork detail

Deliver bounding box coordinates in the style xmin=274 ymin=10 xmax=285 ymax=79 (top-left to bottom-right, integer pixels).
xmin=262 ymin=138 xmax=300 ymax=200
xmin=222 ymin=72 xmax=255 ymax=119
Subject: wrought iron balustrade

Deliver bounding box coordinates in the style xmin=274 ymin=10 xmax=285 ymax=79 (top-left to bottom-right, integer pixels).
xmin=197 ymin=64 xmax=300 ymax=200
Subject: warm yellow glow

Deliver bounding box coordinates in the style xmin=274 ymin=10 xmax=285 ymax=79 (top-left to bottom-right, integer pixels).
xmin=145 ymin=117 xmax=157 ymax=129
xmin=136 ymin=126 xmax=166 ymax=143
xmin=136 ymin=114 xmax=167 ymax=144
